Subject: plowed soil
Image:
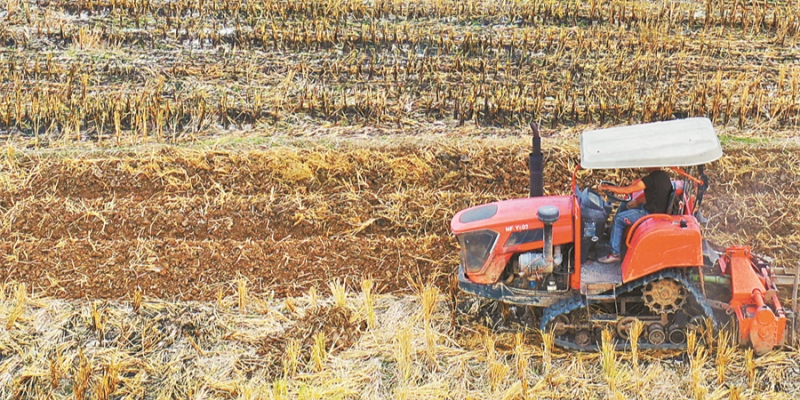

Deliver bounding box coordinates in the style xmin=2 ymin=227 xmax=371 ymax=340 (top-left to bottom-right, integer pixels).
xmin=1 ymin=137 xmax=797 ymax=300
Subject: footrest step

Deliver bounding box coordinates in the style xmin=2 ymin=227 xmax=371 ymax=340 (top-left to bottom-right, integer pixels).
xmin=583 ymin=282 xmax=616 ymax=296
xmin=586 ymin=294 xmax=617 ymax=301
xmin=589 ymin=313 xmax=617 ymax=322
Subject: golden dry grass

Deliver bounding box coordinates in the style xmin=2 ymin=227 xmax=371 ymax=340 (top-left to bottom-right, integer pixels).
xmin=0 ymin=280 xmax=798 ymax=399
xmin=0 ymin=0 xmax=799 ymax=144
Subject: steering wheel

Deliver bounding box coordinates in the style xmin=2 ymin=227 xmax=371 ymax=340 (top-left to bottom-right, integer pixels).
xmin=599 ymin=180 xmax=632 ymax=203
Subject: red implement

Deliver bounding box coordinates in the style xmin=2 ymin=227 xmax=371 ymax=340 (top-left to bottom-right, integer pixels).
xmin=725 ymin=246 xmax=787 ymax=355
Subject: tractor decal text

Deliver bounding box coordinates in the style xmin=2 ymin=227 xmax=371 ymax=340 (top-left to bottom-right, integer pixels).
xmin=505 ymin=224 xmax=529 ymax=232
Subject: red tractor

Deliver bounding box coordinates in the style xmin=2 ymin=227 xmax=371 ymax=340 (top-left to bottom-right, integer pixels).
xmin=451 ymin=118 xmax=792 ymax=354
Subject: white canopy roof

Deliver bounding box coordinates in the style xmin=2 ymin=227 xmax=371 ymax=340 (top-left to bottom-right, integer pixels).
xmin=580 ymin=118 xmax=722 ymax=169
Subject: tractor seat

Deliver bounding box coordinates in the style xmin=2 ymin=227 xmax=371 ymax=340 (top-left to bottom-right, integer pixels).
xmin=664 ymin=180 xmax=685 ymax=215
xmin=664 ymin=186 xmax=676 ymax=215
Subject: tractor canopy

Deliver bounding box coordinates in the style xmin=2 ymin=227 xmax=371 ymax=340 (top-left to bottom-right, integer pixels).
xmin=580 ymin=118 xmax=722 ymax=169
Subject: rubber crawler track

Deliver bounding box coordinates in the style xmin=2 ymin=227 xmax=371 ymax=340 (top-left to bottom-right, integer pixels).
xmin=539 ymin=268 xmax=718 ymax=351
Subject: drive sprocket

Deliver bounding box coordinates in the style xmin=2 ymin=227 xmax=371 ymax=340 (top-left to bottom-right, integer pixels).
xmin=642 ymin=278 xmax=686 ymax=314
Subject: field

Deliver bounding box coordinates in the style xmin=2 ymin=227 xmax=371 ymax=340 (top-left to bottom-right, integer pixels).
xmin=1 ymin=0 xmax=800 ymax=398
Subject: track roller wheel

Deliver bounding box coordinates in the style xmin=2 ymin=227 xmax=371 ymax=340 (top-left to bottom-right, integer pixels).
xmin=551 ymin=314 xmax=570 ymax=336
xmin=616 ymin=317 xmax=637 ymax=341
xmin=575 ymin=330 xmax=593 ymax=347
xmin=668 ymin=327 xmax=687 ymax=344
xmin=647 ymin=323 xmax=666 ymax=345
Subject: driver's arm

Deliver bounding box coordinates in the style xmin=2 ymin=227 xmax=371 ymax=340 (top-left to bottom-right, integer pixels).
xmin=627 ymin=195 xmax=644 ymax=208
xmin=599 ymin=179 xmax=646 ymax=194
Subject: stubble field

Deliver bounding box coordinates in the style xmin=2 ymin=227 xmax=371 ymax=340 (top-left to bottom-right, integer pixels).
xmin=1 ymin=0 xmax=800 ymax=398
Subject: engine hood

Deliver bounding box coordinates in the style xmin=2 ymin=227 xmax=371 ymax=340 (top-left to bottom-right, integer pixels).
xmin=451 ymin=196 xmax=573 ymax=235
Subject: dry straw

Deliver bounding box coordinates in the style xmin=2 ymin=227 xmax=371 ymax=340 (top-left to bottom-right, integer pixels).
xmin=361 ymin=278 xmax=376 ymax=329
xmin=2 ymin=0 xmax=800 ymax=145
xmin=0 ymin=282 xmax=798 ymax=397
xmin=629 ymin=318 xmax=644 ymax=374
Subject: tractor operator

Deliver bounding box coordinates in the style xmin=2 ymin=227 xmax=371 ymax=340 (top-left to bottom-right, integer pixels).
xmin=596 ymin=168 xmax=672 ymax=263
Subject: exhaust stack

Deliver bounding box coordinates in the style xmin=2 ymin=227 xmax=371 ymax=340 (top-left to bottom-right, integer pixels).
xmin=529 ymin=122 xmax=543 ymax=197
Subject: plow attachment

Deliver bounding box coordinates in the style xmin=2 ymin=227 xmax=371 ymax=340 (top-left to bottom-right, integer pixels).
xmin=721 ymin=246 xmax=788 ymax=355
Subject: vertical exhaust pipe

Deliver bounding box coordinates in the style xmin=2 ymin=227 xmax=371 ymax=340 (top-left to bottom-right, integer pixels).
xmin=529 ymin=122 xmax=543 ymax=197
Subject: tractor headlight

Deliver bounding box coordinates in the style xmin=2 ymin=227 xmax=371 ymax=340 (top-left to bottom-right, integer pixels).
xmin=457 ymin=230 xmax=498 ymax=273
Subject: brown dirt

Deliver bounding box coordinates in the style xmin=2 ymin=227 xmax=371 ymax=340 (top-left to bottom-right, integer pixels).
xmin=0 ymin=139 xmax=797 ymax=300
